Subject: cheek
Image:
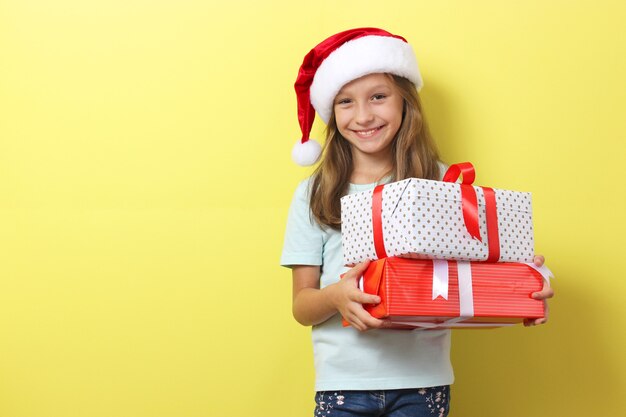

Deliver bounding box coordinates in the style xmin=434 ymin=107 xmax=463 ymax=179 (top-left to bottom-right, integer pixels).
xmin=391 ymin=100 xmax=404 ymax=121
xmin=382 ymin=108 xmax=401 ymax=128
xmin=333 ymin=113 xmax=353 ymax=136
xmin=390 ymin=107 xmax=404 ymax=129
xmin=333 ymin=108 xmax=349 ymax=125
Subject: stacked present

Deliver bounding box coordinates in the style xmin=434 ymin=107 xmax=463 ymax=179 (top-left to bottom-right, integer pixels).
xmin=340 ymin=162 xmax=552 ymax=329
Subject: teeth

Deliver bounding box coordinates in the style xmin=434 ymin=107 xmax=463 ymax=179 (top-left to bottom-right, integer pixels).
xmin=355 ymin=127 xmax=380 ymax=137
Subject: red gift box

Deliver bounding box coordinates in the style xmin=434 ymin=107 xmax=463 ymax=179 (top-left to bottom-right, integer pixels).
xmin=344 ymin=257 xmax=546 ymax=329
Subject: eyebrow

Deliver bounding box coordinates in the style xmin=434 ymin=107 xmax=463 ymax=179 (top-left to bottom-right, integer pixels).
xmin=368 ymin=84 xmax=393 ymax=90
xmin=337 ymin=84 xmax=393 ymax=97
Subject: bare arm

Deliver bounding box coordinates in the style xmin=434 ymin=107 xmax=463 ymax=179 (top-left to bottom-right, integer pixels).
xmin=291 ymin=262 xmax=384 ymax=331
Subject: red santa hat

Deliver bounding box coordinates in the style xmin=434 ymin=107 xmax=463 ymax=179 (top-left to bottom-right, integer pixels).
xmin=292 ymin=27 xmax=423 ymax=166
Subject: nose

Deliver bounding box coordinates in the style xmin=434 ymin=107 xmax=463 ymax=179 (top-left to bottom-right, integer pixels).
xmin=355 ymin=102 xmax=375 ymax=125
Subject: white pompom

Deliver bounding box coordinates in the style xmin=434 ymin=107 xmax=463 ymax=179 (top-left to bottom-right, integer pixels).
xmin=291 ymin=139 xmax=322 ymax=166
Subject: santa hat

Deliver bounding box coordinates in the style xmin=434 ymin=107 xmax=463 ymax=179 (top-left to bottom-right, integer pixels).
xmin=292 ymin=27 xmax=423 ymax=166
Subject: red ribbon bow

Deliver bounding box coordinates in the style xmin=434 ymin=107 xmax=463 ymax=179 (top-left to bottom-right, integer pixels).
xmin=371 ymin=162 xmax=501 ymax=262
xmin=442 ymin=162 xmax=482 ymax=241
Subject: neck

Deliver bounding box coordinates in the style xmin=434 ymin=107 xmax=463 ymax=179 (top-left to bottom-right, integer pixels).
xmin=350 ymin=151 xmax=393 ymax=184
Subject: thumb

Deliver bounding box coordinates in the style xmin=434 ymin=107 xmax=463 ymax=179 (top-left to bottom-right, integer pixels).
xmin=346 ymin=260 xmax=371 ymax=278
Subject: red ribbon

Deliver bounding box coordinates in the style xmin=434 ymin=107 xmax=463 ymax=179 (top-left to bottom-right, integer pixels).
xmin=442 ymin=163 xmax=482 ymax=241
xmin=371 ymin=163 xmax=501 ymax=262
xmin=482 ymin=187 xmax=501 ymax=262
xmin=372 ymin=185 xmax=388 ymax=259
xmin=443 ymin=163 xmax=501 ymax=262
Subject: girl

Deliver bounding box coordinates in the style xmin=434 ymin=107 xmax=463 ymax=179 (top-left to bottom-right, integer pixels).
xmin=281 ymin=28 xmax=553 ymax=417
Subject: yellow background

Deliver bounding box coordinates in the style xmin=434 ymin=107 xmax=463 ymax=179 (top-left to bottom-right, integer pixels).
xmin=1 ymin=1 xmax=624 ymax=416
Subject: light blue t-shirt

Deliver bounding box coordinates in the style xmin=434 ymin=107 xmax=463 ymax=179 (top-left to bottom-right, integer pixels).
xmin=281 ymin=177 xmax=454 ymax=391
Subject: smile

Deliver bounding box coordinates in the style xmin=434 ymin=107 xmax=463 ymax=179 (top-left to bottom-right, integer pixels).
xmin=352 ymin=125 xmax=385 ymax=138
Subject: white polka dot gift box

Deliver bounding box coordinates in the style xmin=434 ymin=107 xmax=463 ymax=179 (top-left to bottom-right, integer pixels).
xmin=340 ymin=162 xmax=535 ymax=266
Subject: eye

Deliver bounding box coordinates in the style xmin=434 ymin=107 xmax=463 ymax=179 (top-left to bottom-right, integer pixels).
xmin=371 ymin=94 xmax=387 ymax=101
xmin=335 ymin=97 xmax=352 ymax=105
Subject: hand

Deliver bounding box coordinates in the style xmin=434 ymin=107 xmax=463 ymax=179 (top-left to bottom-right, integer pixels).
xmin=329 ymin=261 xmax=385 ymax=332
xmin=524 ymin=255 xmax=555 ymax=327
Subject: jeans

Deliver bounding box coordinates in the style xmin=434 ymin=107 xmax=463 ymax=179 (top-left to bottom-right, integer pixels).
xmin=314 ymin=386 xmax=450 ymax=417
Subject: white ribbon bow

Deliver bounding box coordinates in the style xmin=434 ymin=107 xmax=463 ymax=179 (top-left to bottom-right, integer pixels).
xmin=431 ymin=260 xmax=474 ymax=319
xmin=431 ymin=260 xmax=449 ymax=300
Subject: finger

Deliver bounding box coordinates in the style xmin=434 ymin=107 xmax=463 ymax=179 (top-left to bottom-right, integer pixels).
xmin=346 ymin=302 xmax=384 ymax=331
xmin=379 ymin=320 xmax=395 ymax=329
xmin=355 ymin=312 xmax=385 ymax=331
xmin=533 ymin=254 xmax=545 ymax=267
xmin=346 ymin=260 xmax=371 ymax=278
xmin=354 ymin=291 xmax=381 ymax=305
xmin=532 ymin=287 xmax=554 ymax=300
xmin=345 ymin=314 xmax=366 ymax=332
xmin=344 ymin=303 xmax=373 ymax=331
xmin=363 ymin=318 xmax=385 ymax=330
xmin=524 ymin=317 xmax=546 ymax=326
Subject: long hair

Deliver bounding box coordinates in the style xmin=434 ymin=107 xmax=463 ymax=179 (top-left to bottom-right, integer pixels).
xmin=309 ymin=74 xmax=441 ymax=230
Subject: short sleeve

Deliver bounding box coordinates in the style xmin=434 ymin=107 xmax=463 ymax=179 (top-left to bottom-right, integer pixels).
xmin=280 ymin=179 xmax=325 ymax=268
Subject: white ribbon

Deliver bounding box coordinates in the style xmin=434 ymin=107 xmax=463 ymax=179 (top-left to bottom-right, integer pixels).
xmin=432 ymin=259 xmax=449 ymax=300
xmin=457 ymin=261 xmax=475 ymax=319
xmin=429 ymin=260 xmax=475 ymax=327
xmin=524 ymin=262 xmax=554 ymax=285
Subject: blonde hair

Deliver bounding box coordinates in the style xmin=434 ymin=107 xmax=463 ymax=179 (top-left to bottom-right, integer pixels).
xmin=309 ymin=74 xmax=441 ymax=230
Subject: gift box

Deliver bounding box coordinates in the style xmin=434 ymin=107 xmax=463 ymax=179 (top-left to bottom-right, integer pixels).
xmin=341 ymin=162 xmax=535 ymax=265
xmin=343 ymin=257 xmax=547 ymax=329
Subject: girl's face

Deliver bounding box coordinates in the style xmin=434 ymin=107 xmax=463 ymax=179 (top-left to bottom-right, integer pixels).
xmin=333 ymin=73 xmax=404 ymax=162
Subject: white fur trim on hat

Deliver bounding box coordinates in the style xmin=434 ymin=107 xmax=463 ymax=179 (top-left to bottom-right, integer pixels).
xmin=310 ymin=35 xmax=422 ymax=124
